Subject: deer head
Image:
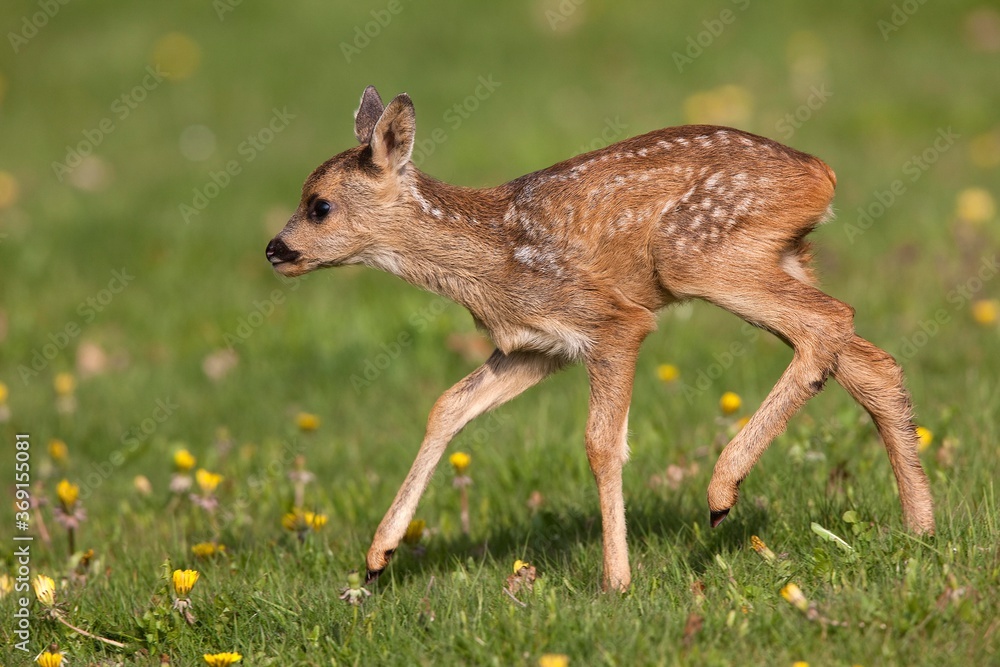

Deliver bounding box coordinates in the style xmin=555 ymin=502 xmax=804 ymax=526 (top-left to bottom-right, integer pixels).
xmin=265 ymin=86 xmax=417 ymax=277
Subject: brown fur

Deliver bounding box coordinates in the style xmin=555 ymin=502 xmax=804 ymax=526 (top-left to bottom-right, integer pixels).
xmin=266 ymin=86 xmax=935 ymax=592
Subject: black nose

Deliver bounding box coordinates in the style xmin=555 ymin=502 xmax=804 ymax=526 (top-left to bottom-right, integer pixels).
xmin=265 ymin=237 xmax=300 ymax=264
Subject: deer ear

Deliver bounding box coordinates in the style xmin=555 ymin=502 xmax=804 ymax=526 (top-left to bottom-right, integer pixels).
xmin=369 ymin=93 xmax=415 ymax=173
xmin=354 ymin=85 xmax=385 ymax=144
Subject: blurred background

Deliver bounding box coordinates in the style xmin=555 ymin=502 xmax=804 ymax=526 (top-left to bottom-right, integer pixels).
xmin=0 ymin=1 xmax=998 ymax=658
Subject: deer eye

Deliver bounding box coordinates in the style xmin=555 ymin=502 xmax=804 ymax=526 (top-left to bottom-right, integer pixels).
xmin=309 ymin=198 xmax=335 ymax=222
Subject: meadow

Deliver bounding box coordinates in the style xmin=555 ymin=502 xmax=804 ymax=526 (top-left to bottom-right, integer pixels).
xmin=1 ymin=1 xmax=999 ymax=665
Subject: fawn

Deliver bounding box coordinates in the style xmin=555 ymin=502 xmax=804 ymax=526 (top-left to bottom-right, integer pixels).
xmin=266 ymin=85 xmax=935 ymax=591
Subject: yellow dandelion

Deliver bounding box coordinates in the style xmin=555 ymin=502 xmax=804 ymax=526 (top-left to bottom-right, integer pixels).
xmin=172 ymin=569 xmax=199 ymax=597
xmin=192 ymin=542 xmax=226 ymax=558
xmin=449 ymin=451 xmax=471 ymax=475
xmin=916 ymin=426 xmax=934 ymax=452
xmin=750 ymin=535 xmax=776 ymax=563
xmin=36 ymin=651 xmax=64 ymax=667
xmin=153 ymin=32 xmax=202 ymax=82
xmin=195 ymin=469 xmax=222 ymax=494
xmin=307 ymin=512 xmax=328 ymax=531
xmin=538 ymin=654 xmax=570 ymax=667
xmin=972 ymin=299 xmax=999 ymax=326
xmin=513 ymin=559 xmax=530 ymax=574
xmin=203 ymin=652 xmax=242 ymax=667
xmin=53 ymin=372 xmax=76 ymax=396
xmin=403 ymin=519 xmax=426 ymax=545
xmin=0 ymin=170 xmax=20 ymax=209
xmin=0 ymin=573 xmax=13 ymax=598
xmin=48 ymin=439 xmax=69 ymax=463
xmin=174 ymin=448 xmax=196 ymax=472
xmin=0 ymin=380 xmax=8 ymax=403
xmin=719 ymin=391 xmax=742 ymax=415
xmin=56 ymin=479 xmax=79 ymax=510
xmin=656 ymin=363 xmax=680 ymax=383
xmin=281 ymin=508 xmax=326 ymax=532
xmin=792 ymin=662 xmax=810 ymax=667
xmin=780 ymin=582 xmax=809 ymax=612
xmin=32 ymin=574 xmax=56 ymax=607
xmin=955 ymin=187 xmax=995 ymax=224
xmin=296 ymin=412 xmax=320 ymax=431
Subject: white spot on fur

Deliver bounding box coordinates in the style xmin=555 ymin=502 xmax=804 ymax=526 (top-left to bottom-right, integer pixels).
xmin=705 ymin=172 xmax=722 ymax=190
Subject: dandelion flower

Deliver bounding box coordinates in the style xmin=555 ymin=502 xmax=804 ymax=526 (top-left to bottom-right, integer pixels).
xmin=955 ymin=187 xmax=995 ymax=224
xmin=36 ymin=651 xmax=64 ymax=667
xmin=972 ymin=299 xmax=999 ymax=326
xmin=203 ymin=652 xmax=242 ymax=666
xmin=56 ymin=479 xmax=79 ymax=511
xmin=296 ymin=412 xmax=320 ymax=431
xmin=174 ymin=448 xmax=196 ymax=472
xmin=780 ymin=582 xmax=809 ymax=612
xmin=33 ymin=574 xmax=56 ymax=607
xmin=656 ymin=363 xmax=680 ymax=383
xmin=340 ymin=571 xmax=371 ymax=605
xmin=53 ymin=372 xmax=76 ymax=396
xmin=0 ymin=573 xmax=13 ymax=598
xmin=403 ymin=519 xmax=426 ymax=545
xmin=750 ymin=535 xmax=776 ymax=563
xmin=539 ymin=654 xmax=570 ymax=667
xmin=719 ymin=391 xmax=742 ymax=415
xmin=282 ymin=508 xmax=328 ymax=537
xmin=195 ymin=469 xmax=222 ymax=494
xmin=449 ymin=451 xmax=471 ymax=475
xmin=513 ymin=559 xmax=531 ymax=574
xmin=172 ymin=569 xmax=199 ymax=597
xmin=49 ymin=439 xmax=69 ymax=463
xmin=0 ymin=381 xmax=7 ymax=403
xmin=192 ymin=542 xmax=226 ymax=558
xmin=916 ymin=426 xmax=933 ymax=451
xmin=792 ymin=662 xmax=810 ymax=667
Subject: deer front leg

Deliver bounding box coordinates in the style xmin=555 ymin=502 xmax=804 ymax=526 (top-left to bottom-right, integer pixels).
xmin=584 ymin=348 xmax=640 ymax=593
xmin=365 ymin=349 xmax=563 ymax=583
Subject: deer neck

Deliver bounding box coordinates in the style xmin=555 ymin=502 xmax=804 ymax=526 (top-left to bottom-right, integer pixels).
xmin=359 ymin=168 xmax=508 ymax=310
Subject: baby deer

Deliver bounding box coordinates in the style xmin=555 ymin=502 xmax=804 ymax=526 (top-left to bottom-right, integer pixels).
xmin=266 ymin=85 xmax=934 ymax=592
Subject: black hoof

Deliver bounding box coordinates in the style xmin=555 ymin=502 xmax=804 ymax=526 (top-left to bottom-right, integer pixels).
xmin=710 ymin=508 xmax=730 ymax=528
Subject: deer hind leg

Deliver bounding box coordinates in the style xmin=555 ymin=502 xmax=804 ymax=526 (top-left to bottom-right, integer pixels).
xmin=698 ymin=271 xmax=857 ymax=525
xmin=365 ymin=349 xmax=563 ymax=582
xmin=584 ymin=341 xmax=642 ymax=593
xmin=832 ymin=335 xmax=934 ymax=533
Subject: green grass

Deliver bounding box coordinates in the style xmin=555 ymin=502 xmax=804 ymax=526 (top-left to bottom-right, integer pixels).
xmin=1 ymin=0 xmax=999 ymax=665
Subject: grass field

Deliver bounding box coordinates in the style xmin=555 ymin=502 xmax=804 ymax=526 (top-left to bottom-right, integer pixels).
xmin=1 ymin=1 xmax=999 ymax=665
